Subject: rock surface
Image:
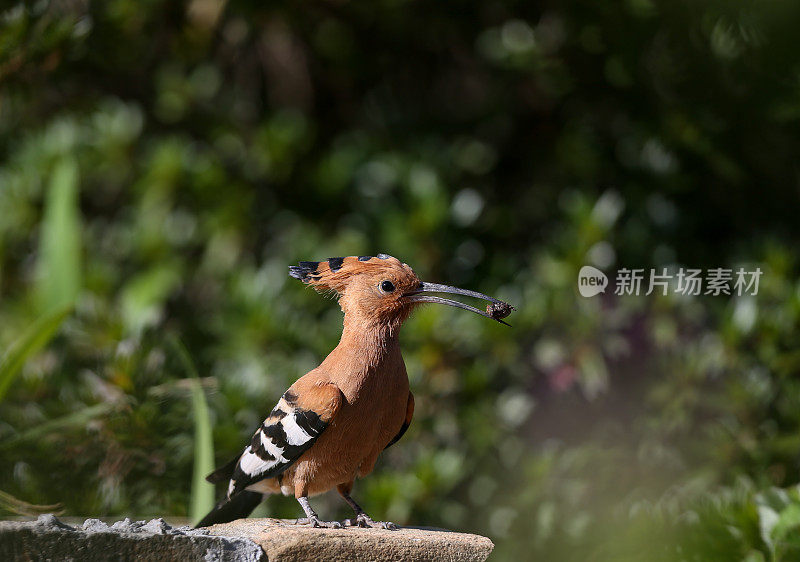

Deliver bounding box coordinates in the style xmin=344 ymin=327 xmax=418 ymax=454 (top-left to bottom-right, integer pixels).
xmin=209 ymin=518 xmax=494 ymax=561
xmin=0 ymin=514 xmax=263 ymax=562
xmin=0 ymin=515 xmax=494 ymax=561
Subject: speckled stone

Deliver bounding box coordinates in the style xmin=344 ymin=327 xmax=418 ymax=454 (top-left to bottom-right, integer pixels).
xmin=0 ymin=514 xmax=264 ymax=561
xmin=207 ymin=518 xmax=494 ymax=562
xmin=0 ymin=515 xmax=493 ymax=561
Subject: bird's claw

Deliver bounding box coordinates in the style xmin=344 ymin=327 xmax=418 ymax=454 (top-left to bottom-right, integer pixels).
xmin=343 ymin=513 xmax=398 ymax=530
xmin=293 ymin=517 xmax=342 ymax=529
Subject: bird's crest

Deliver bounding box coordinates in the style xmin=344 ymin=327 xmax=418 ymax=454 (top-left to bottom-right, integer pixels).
xmin=289 ymin=254 xmax=413 ymax=294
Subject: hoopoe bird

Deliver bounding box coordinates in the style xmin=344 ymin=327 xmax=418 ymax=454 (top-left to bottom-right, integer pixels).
xmin=197 ymin=254 xmax=513 ymax=529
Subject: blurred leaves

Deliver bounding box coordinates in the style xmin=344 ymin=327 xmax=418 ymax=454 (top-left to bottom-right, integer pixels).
xmin=37 ymin=156 xmax=81 ymax=313
xmin=0 ymin=489 xmax=62 ymax=518
xmin=171 ymin=337 xmax=215 ymax=524
xmin=1 ymin=1 xmax=800 ymax=560
xmin=120 ymin=265 xmax=181 ymax=335
xmin=1 ymin=402 xmax=115 ymax=450
xmin=0 ymin=305 xmax=70 ymax=402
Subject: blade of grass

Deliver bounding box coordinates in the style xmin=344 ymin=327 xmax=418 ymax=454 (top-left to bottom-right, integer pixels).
xmin=0 ymin=305 xmax=71 ymax=402
xmin=38 ymin=156 xmax=82 ymax=313
xmin=0 ymin=402 xmax=115 ymax=449
xmin=170 ymin=336 xmax=215 ymax=524
xmin=0 ymin=489 xmax=63 ymax=517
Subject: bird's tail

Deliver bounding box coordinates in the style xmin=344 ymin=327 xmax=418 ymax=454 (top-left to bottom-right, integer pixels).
xmin=195 ymin=491 xmax=264 ymax=528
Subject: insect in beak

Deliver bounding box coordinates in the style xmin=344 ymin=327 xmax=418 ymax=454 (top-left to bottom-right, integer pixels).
xmin=404 ymin=282 xmax=516 ymax=326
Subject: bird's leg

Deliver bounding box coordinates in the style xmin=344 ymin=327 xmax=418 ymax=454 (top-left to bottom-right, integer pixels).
xmin=293 ymin=496 xmax=342 ymax=529
xmin=337 ymin=483 xmax=398 ymax=530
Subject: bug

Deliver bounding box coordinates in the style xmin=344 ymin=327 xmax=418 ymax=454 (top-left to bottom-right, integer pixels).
xmin=486 ymin=301 xmax=515 ymax=320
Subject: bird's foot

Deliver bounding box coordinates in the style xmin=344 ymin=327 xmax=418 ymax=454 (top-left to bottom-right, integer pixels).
xmin=343 ymin=512 xmax=398 ymax=530
xmin=293 ymin=516 xmax=342 ymax=529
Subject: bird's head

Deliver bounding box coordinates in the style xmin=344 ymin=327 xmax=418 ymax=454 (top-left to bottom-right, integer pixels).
xmin=289 ymin=254 xmax=514 ymax=329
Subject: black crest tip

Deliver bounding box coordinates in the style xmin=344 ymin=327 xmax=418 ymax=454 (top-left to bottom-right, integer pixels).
xmin=289 ymin=261 xmax=320 ymax=282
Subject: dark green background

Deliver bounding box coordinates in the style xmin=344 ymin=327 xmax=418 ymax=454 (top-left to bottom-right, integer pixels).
xmin=2 ymin=0 xmax=800 ymax=559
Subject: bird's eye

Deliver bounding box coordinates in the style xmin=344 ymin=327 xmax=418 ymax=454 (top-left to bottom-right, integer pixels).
xmin=380 ymin=280 xmax=396 ymax=293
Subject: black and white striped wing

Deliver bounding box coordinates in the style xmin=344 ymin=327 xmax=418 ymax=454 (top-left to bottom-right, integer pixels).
xmin=225 ymin=390 xmax=328 ymax=497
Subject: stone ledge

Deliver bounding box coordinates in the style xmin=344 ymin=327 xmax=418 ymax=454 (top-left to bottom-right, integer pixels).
xmin=0 ymin=515 xmax=262 ymax=562
xmin=0 ymin=515 xmax=494 ymax=562
xmin=209 ymin=518 xmax=494 ymax=562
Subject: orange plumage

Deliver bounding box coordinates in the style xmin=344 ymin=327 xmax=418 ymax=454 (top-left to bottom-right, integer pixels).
xmin=197 ymin=254 xmax=512 ymax=529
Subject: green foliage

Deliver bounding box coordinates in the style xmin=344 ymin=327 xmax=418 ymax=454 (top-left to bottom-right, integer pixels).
xmin=171 ymin=337 xmax=215 ymax=524
xmin=1 ymin=1 xmax=800 ymax=560
xmin=754 ymin=487 xmax=800 ymax=561
xmin=1 ymin=402 xmax=114 ymax=449
xmin=37 ymin=156 xmax=81 ymax=313
xmin=0 ymin=306 xmax=70 ymax=402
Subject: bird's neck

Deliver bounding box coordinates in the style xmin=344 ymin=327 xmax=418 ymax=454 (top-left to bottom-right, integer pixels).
xmin=321 ymin=314 xmax=403 ymax=375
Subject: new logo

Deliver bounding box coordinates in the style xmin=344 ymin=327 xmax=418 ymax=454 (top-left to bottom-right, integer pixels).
xmin=578 ymin=266 xmax=608 ymax=297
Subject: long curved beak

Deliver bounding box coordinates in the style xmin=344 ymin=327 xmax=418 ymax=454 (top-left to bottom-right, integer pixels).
xmin=404 ymin=282 xmax=515 ymax=326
